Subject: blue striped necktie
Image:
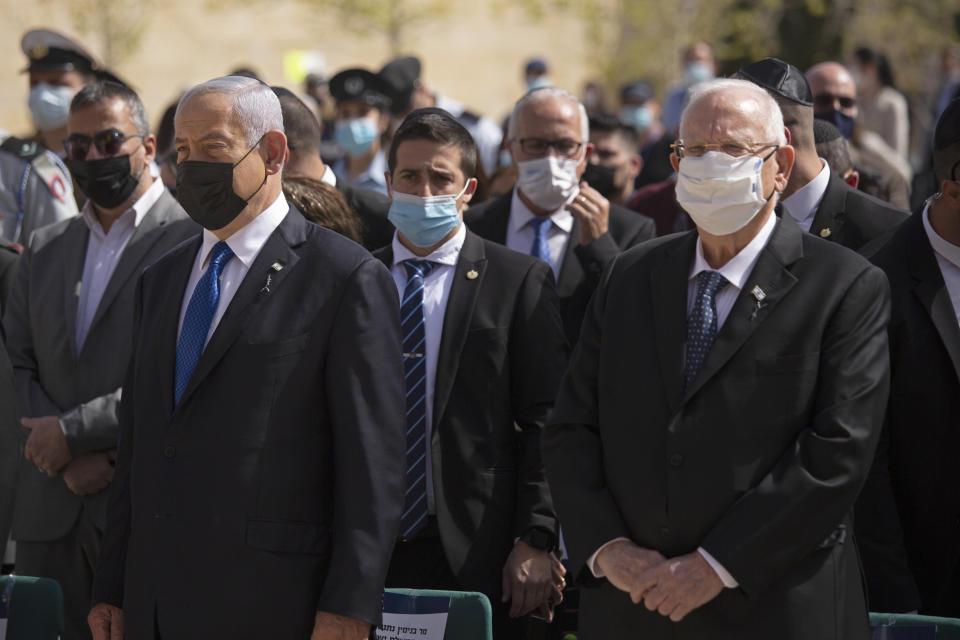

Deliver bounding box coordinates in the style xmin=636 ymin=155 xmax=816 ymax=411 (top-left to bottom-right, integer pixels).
xmin=400 ymin=259 xmax=436 ymax=539
xmin=528 ymin=217 xmax=552 ymax=268
xmin=174 ymin=241 xmax=234 ymax=405
xmin=684 ymin=270 xmax=728 ymax=392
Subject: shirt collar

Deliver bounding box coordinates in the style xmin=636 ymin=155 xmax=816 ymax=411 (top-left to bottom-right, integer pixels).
xmin=689 ymin=211 xmax=778 ymax=291
xmin=782 ymin=159 xmax=830 ymax=225
xmin=353 ymin=150 xmax=387 ymax=187
xmin=319 ymin=164 xmax=337 ymax=187
xmin=392 ymin=223 xmax=466 ymax=268
xmin=509 ymin=188 xmax=574 ymax=233
xmin=923 ymin=203 xmax=960 ymax=270
xmin=198 ymin=192 xmax=289 ymax=270
xmin=81 ymin=176 xmax=165 ymax=236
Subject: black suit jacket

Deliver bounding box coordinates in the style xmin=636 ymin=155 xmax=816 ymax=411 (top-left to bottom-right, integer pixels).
xmin=336 ymin=179 xmax=394 ymax=250
xmin=0 ymin=340 xmax=19 ymax=560
xmin=855 ymin=211 xmax=960 ymax=616
xmin=810 ymin=172 xmax=908 ymax=250
xmin=92 ymin=208 xmax=406 ymax=637
xmin=543 ymin=215 xmax=890 ymax=639
xmin=374 ymin=230 xmax=566 ymax=599
xmin=0 ymin=243 xmax=18 ymax=321
xmin=464 ymin=189 xmax=656 ymax=344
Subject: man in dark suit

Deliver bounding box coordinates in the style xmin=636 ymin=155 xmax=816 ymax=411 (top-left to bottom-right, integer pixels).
xmin=542 ymin=79 xmax=890 ymax=639
xmin=736 ymin=57 xmax=907 ymax=250
xmin=2 ymin=81 xmax=197 ymax=640
xmin=855 ymin=99 xmax=960 ymax=617
xmin=272 ymin=86 xmax=394 ymax=249
xmin=87 ymin=76 xmax=405 ymax=640
xmin=464 ymin=87 xmax=656 ymax=345
xmin=374 ymin=108 xmax=567 ymax=638
xmin=0 ymin=241 xmax=19 ymax=316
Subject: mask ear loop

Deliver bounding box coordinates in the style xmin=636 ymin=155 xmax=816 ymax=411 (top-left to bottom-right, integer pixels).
xmin=234 ymin=134 xmax=269 ymax=204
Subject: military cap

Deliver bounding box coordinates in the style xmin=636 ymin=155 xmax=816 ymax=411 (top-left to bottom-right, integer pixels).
xmin=620 ymin=80 xmax=654 ymax=104
xmin=329 ymin=68 xmax=392 ymax=109
xmin=935 ymin=98 xmax=960 ymax=150
xmin=737 ymin=57 xmax=813 ymax=107
xmin=378 ymin=56 xmax=422 ymax=115
xmin=525 ymin=58 xmax=548 ymax=75
xmin=21 ymin=28 xmax=97 ymax=73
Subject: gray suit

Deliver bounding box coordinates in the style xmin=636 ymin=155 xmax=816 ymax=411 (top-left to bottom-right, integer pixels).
xmin=2 ymin=188 xmax=198 ymax=639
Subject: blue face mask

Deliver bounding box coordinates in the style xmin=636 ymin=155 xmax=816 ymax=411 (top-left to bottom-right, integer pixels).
xmin=684 ymin=61 xmax=713 ymax=86
xmin=620 ymin=105 xmax=652 ymax=132
xmin=388 ymin=181 xmax=471 ymax=247
xmin=815 ymin=109 xmax=856 ymax=140
xmin=334 ymin=118 xmax=378 ymax=156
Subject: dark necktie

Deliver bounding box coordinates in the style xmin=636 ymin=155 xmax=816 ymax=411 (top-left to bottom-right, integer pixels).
xmin=528 ymin=217 xmax=552 ymax=268
xmin=684 ymin=270 xmax=729 ymax=392
xmin=174 ymin=241 xmax=234 ymax=405
xmin=400 ymin=259 xmax=436 ymax=539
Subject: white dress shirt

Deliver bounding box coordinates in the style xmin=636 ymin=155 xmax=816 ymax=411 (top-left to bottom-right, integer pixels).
xmin=923 ymin=204 xmax=960 ymax=326
xmin=782 ymin=159 xmax=830 ymax=233
xmin=177 ymin=193 xmax=289 ymax=346
xmin=319 ymin=164 xmax=337 ymax=187
xmin=587 ymin=212 xmax=779 ymax=589
xmin=332 ymin=149 xmax=388 ymax=195
xmin=390 ymin=224 xmax=466 ymax=513
xmin=75 ymin=177 xmax=164 ymax=352
xmin=505 ymin=188 xmax=574 ymax=280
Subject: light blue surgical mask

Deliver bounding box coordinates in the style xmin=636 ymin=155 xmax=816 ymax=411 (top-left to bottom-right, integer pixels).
xmin=498 ymin=149 xmax=513 ymax=168
xmin=334 ymin=117 xmax=378 ymax=156
xmin=388 ymin=180 xmax=471 ymax=247
xmin=684 ymin=61 xmax=713 ymax=86
xmin=28 ymin=83 xmax=74 ymax=131
xmin=620 ymin=105 xmax=652 ymax=132
xmin=526 ymin=76 xmax=552 ymax=91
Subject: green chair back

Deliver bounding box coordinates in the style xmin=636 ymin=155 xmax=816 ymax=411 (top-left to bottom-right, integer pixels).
xmin=385 ymin=588 xmax=492 ymax=640
xmin=871 ymin=612 xmax=960 ymax=639
xmin=0 ymin=575 xmax=64 ymax=640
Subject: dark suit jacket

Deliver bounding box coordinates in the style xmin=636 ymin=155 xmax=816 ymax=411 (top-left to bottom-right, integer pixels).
xmin=855 ymin=211 xmax=960 ymax=616
xmin=2 ymin=189 xmax=197 ymax=541
xmin=374 ymin=230 xmax=566 ymax=599
xmin=0 ymin=340 xmax=19 ymax=561
xmin=91 ymin=207 xmax=406 ymax=638
xmin=0 ymin=243 xmax=18 ymax=321
xmin=542 ymin=215 xmax=890 ymax=639
xmin=336 ymin=179 xmax=394 ymax=250
xmin=810 ymin=172 xmax=908 ymax=250
xmin=464 ymin=189 xmax=656 ymax=344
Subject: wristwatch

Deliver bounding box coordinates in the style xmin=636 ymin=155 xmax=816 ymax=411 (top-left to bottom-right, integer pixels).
xmin=520 ymin=527 xmax=556 ymax=552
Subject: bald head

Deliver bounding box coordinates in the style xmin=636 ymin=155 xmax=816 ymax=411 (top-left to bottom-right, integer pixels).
xmin=680 ymin=79 xmax=786 ymax=146
xmin=508 ymin=87 xmax=589 ymax=144
xmin=806 ymin=62 xmax=858 ymax=118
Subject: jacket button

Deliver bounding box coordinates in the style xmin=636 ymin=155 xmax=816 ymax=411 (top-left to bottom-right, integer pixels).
xmin=669 ymin=453 xmax=683 ymax=467
xmin=163 ymin=446 xmax=176 ymax=459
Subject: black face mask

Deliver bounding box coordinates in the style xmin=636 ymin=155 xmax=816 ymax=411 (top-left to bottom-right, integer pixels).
xmin=68 ymin=154 xmax=142 ymax=209
xmin=582 ymin=162 xmax=619 ymax=200
xmin=176 ymin=137 xmax=267 ymax=231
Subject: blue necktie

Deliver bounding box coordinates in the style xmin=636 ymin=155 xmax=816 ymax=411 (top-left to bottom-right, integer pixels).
xmin=400 ymin=259 xmax=436 ymax=539
xmin=174 ymin=241 xmax=234 ymax=405
xmin=528 ymin=217 xmax=552 ymax=268
xmin=684 ymin=270 xmax=729 ymax=392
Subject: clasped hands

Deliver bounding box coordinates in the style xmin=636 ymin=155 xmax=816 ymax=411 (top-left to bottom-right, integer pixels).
xmin=23 ymin=415 xmax=115 ymax=495
xmin=595 ymin=539 xmax=724 ymax=623
xmin=502 ymin=540 xmax=566 ymax=621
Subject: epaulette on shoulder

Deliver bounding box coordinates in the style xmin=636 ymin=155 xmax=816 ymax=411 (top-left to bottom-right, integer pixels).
xmin=0 ymin=136 xmax=45 ymax=162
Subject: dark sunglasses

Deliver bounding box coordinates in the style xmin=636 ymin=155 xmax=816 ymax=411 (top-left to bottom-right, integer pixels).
xmin=63 ymin=129 xmax=143 ymax=161
xmin=813 ymin=93 xmax=857 ymax=110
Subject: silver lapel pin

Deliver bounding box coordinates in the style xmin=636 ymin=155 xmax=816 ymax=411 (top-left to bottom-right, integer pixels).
xmin=749 ymin=285 xmax=767 ymax=322
xmin=261 ymin=262 xmax=284 ymax=294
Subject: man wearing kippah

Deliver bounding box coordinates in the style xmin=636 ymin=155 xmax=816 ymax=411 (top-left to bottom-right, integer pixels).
xmin=736 ymin=57 xmax=906 ymax=250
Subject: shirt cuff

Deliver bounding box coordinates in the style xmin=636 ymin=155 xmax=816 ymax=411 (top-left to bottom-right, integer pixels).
xmin=697 ymin=547 xmax=738 ymax=588
xmin=587 ymin=537 xmax=631 ymax=578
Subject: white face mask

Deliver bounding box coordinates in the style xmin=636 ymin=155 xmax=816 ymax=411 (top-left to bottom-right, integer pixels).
xmin=675 ymin=151 xmax=774 ymax=236
xmin=516 ymin=154 xmax=581 ymax=211
xmin=27 ymin=83 xmax=75 ymax=131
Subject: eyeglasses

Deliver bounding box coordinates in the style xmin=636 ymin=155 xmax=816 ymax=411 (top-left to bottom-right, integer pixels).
xmin=63 ymin=129 xmax=143 ymax=161
xmin=813 ymin=93 xmax=857 ymax=110
xmin=513 ymin=137 xmax=583 ymax=159
xmin=670 ymin=140 xmax=780 ymax=159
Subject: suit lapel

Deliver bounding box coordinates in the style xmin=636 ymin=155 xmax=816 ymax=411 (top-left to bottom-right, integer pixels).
xmin=83 ymin=192 xmax=178 ymax=352
xmin=174 ymin=210 xmax=305 ymax=411
xmin=555 ymin=217 xmax=582 ymax=296
xmin=433 ymin=231 xmax=486 ymax=425
xmin=683 ymin=216 xmax=803 ymax=402
xmin=908 ymin=215 xmax=960 ymax=383
xmin=809 ymin=173 xmax=847 ymax=244
xmin=652 ymin=231 xmax=697 ymax=415
xmin=468 ymin=191 xmax=510 ymax=244
xmin=61 ymin=219 xmax=89 ymax=358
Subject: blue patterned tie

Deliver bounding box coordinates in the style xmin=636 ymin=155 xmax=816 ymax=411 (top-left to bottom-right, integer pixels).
xmin=528 ymin=217 xmax=553 ymax=268
xmin=400 ymin=259 xmax=436 ymax=539
xmin=684 ymin=270 xmax=729 ymax=392
xmin=174 ymin=241 xmax=234 ymax=405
